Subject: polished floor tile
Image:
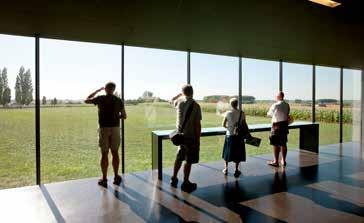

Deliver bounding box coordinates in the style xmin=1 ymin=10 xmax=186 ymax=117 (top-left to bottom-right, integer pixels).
xmin=0 ymin=142 xmax=363 ymax=223
xmin=241 ymin=192 xmax=364 ymax=223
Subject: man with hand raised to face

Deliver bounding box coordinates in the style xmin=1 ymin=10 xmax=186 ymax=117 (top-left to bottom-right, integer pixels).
xmin=85 ymin=82 xmax=127 ymax=187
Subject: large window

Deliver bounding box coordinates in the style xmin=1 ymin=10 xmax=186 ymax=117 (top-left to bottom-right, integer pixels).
xmin=283 ymin=62 xmax=312 ymax=150
xmin=1 ymin=32 xmax=363 ymax=188
xmin=40 ymin=39 xmax=121 ymax=183
xmin=343 ymin=69 xmax=362 ymax=142
xmin=316 ymin=66 xmax=340 ymax=145
xmin=283 ymin=62 xmax=312 ymax=121
xmin=0 ymin=34 xmax=35 ymax=189
xmin=190 ymin=53 xmax=238 ymax=162
xmin=243 ymin=58 xmax=279 ymax=155
xmin=124 ymin=46 xmax=186 ymax=171
xmin=243 ymin=58 xmax=279 ymax=124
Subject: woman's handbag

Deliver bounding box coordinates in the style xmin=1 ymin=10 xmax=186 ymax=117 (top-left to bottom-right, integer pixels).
xmin=232 ymin=111 xmax=250 ymax=139
xmin=288 ymin=115 xmax=294 ymax=125
xmin=169 ymin=101 xmax=195 ymax=146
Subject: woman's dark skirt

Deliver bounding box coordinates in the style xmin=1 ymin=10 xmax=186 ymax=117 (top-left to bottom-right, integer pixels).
xmin=222 ymin=135 xmax=246 ymax=162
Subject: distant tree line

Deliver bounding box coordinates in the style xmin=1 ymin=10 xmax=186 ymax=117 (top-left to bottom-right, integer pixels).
xmin=0 ymin=66 xmax=33 ymax=107
xmin=203 ymin=95 xmax=256 ymax=104
xmin=317 ymin=99 xmax=338 ymax=104
xmin=41 ymin=96 xmax=62 ymax=106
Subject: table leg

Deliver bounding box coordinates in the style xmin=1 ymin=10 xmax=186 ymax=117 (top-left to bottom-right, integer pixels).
xmin=299 ymin=125 xmax=319 ymax=153
xmin=152 ymin=133 xmax=163 ymax=180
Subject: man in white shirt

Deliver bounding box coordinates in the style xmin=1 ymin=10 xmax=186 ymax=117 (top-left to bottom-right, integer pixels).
xmin=267 ymin=91 xmax=290 ymax=167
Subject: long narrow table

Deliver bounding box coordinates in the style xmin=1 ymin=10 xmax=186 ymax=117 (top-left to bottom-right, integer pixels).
xmin=152 ymin=121 xmax=319 ymax=180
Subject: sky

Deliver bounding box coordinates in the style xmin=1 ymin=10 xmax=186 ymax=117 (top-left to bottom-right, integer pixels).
xmin=0 ymin=34 xmax=361 ymax=101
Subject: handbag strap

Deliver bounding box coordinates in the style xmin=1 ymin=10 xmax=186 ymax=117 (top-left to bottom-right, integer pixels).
xmin=237 ymin=110 xmax=242 ymax=125
xmin=180 ymin=100 xmax=195 ymax=132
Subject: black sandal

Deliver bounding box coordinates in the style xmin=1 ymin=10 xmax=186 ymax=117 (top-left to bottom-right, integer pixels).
xmin=113 ymin=175 xmax=122 ymax=185
xmin=234 ymin=170 xmax=241 ymax=178
xmin=170 ymin=177 xmax=178 ymax=188
xmin=98 ymin=178 xmax=108 ymax=188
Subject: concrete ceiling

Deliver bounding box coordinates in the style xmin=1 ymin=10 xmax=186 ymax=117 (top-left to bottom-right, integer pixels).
xmin=0 ymin=0 xmax=363 ymax=69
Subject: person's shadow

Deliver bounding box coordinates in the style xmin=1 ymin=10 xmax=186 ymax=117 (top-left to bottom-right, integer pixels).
xmin=108 ymin=182 xmax=183 ymax=222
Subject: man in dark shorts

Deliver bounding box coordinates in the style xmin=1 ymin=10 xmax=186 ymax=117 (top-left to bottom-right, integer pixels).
xmin=170 ymin=85 xmax=202 ymax=193
xmin=267 ymin=91 xmax=290 ymax=167
xmin=85 ymin=82 xmax=127 ymax=187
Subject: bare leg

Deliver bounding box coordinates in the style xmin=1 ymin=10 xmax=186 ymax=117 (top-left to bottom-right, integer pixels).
xmin=273 ymin=146 xmax=280 ymax=164
xmin=183 ymin=163 xmax=192 ymax=182
xmin=235 ymin=162 xmax=240 ymax=171
xmin=224 ymin=161 xmax=228 ymax=171
xmin=281 ymin=145 xmax=287 ymax=165
xmin=111 ymin=150 xmax=120 ymax=177
xmin=100 ymin=151 xmax=109 ymax=180
xmin=222 ymin=161 xmax=228 ymax=175
xmin=172 ymin=159 xmax=182 ymax=179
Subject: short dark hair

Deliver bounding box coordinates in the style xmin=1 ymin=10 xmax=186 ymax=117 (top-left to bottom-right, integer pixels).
xmin=278 ymin=91 xmax=285 ymax=99
xmin=105 ymin=82 xmax=116 ymax=90
xmin=182 ymin=84 xmax=193 ymax=97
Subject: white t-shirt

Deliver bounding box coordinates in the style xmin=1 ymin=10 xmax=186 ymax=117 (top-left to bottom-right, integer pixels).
xmin=225 ymin=109 xmax=246 ymax=136
xmin=267 ymin=100 xmax=290 ymax=123
xmin=174 ymin=97 xmax=202 ymax=139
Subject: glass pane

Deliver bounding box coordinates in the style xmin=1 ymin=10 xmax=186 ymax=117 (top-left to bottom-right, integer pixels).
xmin=283 ymin=62 xmax=312 ymax=150
xmin=343 ymin=69 xmax=362 ymax=142
xmin=316 ymin=66 xmax=340 ymax=145
xmin=190 ymin=53 xmax=238 ymax=163
xmin=243 ymin=58 xmax=279 ymax=155
xmin=124 ymin=46 xmax=186 ymax=171
xmin=40 ymin=39 xmax=121 ymax=183
xmin=0 ymin=34 xmax=35 ymax=189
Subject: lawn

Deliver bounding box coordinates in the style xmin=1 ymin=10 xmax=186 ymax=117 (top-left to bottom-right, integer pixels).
xmin=0 ymin=103 xmax=355 ymax=189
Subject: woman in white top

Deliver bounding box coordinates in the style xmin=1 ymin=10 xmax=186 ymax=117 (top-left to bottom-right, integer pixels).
xmin=221 ymin=98 xmax=248 ymax=178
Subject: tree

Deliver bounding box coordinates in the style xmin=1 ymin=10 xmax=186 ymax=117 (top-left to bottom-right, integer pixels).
xmin=0 ymin=68 xmax=2 ymax=104
xmin=42 ymin=96 xmax=47 ymax=105
xmin=142 ymin=91 xmax=153 ymax=99
xmin=2 ymin=88 xmax=11 ymax=106
xmin=51 ymin=97 xmax=57 ymax=105
xmin=0 ymin=68 xmax=11 ymax=106
xmin=22 ymin=69 xmax=33 ymax=105
xmin=14 ymin=66 xmax=34 ymax=106
xmin=15 ymin=75 xmax=22 ymax=104
xmin=241 ymin=95 xmax=256 ymax=104
xmin=203 ymin=95 xmax=230 ymax=103
xmin=317 ymin=99 xmax=338 ymax=104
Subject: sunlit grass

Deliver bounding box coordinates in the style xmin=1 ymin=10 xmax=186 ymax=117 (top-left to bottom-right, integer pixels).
xmin=0 ymin=103 xmax=355 ymax=189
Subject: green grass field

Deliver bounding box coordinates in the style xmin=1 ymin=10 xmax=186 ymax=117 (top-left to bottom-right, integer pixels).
xmin=0 ymin=103 xmax=356 ymax=189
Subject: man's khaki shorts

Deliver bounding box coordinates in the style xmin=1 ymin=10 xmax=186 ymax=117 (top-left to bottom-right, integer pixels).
xmin=98 ymin=127 xmax=120 ymax=153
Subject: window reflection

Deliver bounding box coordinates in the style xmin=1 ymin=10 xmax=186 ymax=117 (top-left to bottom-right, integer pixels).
xmin=124 ymin=46 xmax=186 ymax=171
